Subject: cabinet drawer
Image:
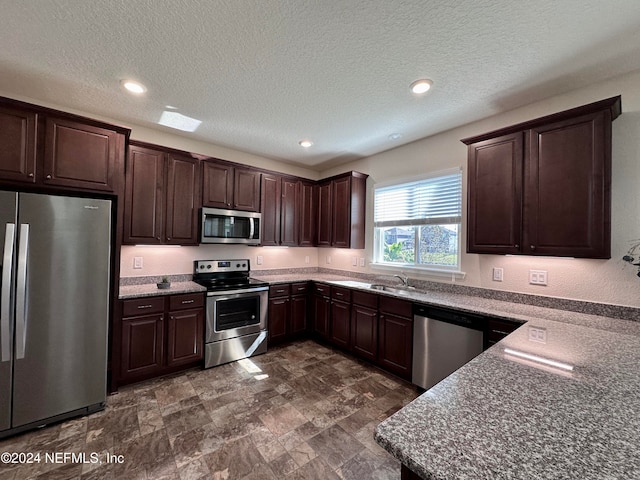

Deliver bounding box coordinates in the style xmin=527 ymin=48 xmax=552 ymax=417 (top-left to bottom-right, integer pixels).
xmin=379 ymin=296 xmax=412 ymax=318
xmin=122 ymin=297 xmax=164 ymax=317
xmin=291 ymin=282 xmax=309 ymax=295
xmin=352 ymin=290 xmax=378 ymax=309
xmin=269 ymin=284 xmax=291 ymax=298
xmin=313 ymin=283 xmax=330 ymax=297
xmin=331 ymin=286 xmax=351 ymax=302
xmin=169 ymin=293 xmax=204 ymax=311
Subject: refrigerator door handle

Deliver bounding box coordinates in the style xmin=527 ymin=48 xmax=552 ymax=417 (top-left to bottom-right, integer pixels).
xmin=1 ymin=223 xmax=15 ymax=362
xmin=15 ymin=224 xmax=29 ymax=360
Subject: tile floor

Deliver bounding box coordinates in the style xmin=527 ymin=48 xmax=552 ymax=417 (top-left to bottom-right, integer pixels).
xmin=0 ymin=340 xmax=419 ymax=479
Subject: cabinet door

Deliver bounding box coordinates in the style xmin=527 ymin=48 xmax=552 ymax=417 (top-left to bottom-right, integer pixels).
xmin=123 ymin=145 xmax=164 ymax=244
xmin=121 ymin=314 xmax=164 ymax=380
xmin=526 ymin=111 xmax=610 ymax=258
xmin=290 ymin=294 xmax=308 ymax=337
xmin=43 ymin=117 xmax=117 ymax=191
xmin=234 ymin=168 xmax=261 ymax=212
xmin=165 ymin=154 xmax=199 ymax=245
xmin=312 ymin=294 xmax=330 ymax=339
xmin=467 ymin=133 xmax=523 ymax=254
xmin=299 ymin=181 xmax=317 ymax=246
xmin=261 ymin=174 xmax=282 ymax=246
xmin=378 ymin=313 xmax=413 ymax=380
xmin=202 ymin=161 xmax=234 ymax=208
xmin=331 ymin=176 xmax=352 ymax=247
xmin=0 ymin=106 xmax=37 ymax=184
xmin=167 ymin=308 xmax=203 ymax=367
xmin=280 ymin=179 xmax=299 ymax=246
xmin=351 ymin=305 xmax=378 ymax=362
xmin=268 ymin=297 xmax=289 ymax=343
xmin=316 ymin=181 xmax=332 ymax=247
xmin=330 ymin=300 xmax=351 ymax=349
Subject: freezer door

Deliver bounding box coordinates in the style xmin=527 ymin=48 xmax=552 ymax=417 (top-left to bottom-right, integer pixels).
xmin=0 ymin=191 xmax=17 ymax=432
xmin=12 ymin=193 xmax=111 ymax=428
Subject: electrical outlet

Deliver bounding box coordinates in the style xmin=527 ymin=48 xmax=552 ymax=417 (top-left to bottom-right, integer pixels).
xmin=133 ymin=256 xmax=143 ymax=269
xmin=256 ymin=255 xmax=263 ymax=265
xmin=304 ymin=255 xmax=310 ymax=264
xmin=529 ymin=270 xmax=548 ymax=285
xmin=492 ymin=267 xmax=503 ymax=282
xmin=326 ymin=255 xmax=331 ymax=264
xmin=528 ymin=326 xmax=547 ymax=344
xmin=352 ymin=256 xmax=357 ymax=266
xmin=359 ymin=257 xmax=365 ymax=267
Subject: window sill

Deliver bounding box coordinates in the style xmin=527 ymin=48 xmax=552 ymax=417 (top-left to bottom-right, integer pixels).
xmin=370 ymin=262 xmax=466 ymax=280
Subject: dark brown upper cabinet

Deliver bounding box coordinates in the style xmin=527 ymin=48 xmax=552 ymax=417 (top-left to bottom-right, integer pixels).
xmin=124 ymin=142 xmax=200 ymax=245
xmin=317 ymin=171 xmax=368 ymax=249
xmin=0 ymin=105 xmax=37 ymax=184
xmin=202 ymin=159 xmax=261 ymax=212
xmin=299 ymin=181 xmax=317 ymax=247
xmin=0 ymin=97 xmax=128 ymax=193
xmin=261 ymin=173 xmax=301 ymax=246
xmin=463 ymin=96 xmax=621 ymax=259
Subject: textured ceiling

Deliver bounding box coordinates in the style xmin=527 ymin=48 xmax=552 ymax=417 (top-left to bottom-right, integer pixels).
xmin=2 ymin=0 xmax=640 ymax=170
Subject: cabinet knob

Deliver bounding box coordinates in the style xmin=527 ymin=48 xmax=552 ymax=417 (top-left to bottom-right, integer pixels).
xmin=167 ymin=237 xmax=171 ymax=241
xmin=514 ymin=244 xmax=519 ymax=248
xmin=156 ymin=237 xmax=161 ymax=241
xmin=46 ymin=174 xmax=52 ymax=179
xmin=530 ymin=245 xmax=536 ymax=250
xmin=28 ymin=173 xmax=34 ymax=178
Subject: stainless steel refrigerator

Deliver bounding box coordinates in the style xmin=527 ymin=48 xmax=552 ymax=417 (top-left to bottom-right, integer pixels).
xmin=1 ymin=192 xmax=112 ymax=437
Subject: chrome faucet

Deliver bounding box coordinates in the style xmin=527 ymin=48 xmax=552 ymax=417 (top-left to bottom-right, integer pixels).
xmin=393 ymin=274 xmax=409 ymax=286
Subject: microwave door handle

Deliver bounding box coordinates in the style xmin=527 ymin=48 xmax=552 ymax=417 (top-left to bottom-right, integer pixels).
xmin=249 ymin=218 xmax=255 ymax=239
xmin=15 ymin=224 xmax=29 ymax=360
xmin=1 ymin=223 xmax=15 ymax=362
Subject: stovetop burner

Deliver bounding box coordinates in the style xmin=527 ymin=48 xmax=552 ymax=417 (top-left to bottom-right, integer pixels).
xmin=193 ymin=259 xmax=268 ymax=292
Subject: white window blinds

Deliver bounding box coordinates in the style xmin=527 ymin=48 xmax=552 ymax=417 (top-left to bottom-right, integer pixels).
xmin=374 ymin=171 xmax=462 ymax=227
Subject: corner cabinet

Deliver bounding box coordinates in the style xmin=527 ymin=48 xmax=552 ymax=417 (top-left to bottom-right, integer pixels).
xmin=124 ymin=142 xmax=201 ymax=245
xmin=317 ymin=171 xmax=368 ymax=249
xmin=463 ymin=96 xmax=621 ymax=258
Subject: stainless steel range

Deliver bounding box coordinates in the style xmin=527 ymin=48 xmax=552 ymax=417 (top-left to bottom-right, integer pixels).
xmin=193 ymin=259 xmax=269 ymax=369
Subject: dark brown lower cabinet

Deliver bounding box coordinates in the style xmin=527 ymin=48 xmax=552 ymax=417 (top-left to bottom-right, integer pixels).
xmin=330 ymin=299 xmax=351 ymax=349
xmin=351 ymin=298 xmax=378 ymax=362
xmin=268 ymin=282 xmax=309 ymax=345
xmin=121 ymin=312 xmax=164 ymax=380
xmin=312 ymin=285 xmax=331 ymax=339
xmin=378 ymin=297 xmax=413 ymax=381
xmin=401 ymin=464 xmax=423 ymax=480
xmin=119 ymin=293 xmax=204 ymax=386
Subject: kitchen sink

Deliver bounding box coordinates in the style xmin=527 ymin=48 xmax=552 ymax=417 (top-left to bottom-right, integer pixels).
xmin=369 ymin=284 xmax=416 ymax=294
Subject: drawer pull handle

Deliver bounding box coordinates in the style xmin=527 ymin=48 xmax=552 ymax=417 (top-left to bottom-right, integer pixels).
xmin=137 ymin=304 xmax=154 ymax=309
xmin=182 ymin=300 xmax=195 ymax=304
xmin=492 ymin=329 xmax=511 ymax=336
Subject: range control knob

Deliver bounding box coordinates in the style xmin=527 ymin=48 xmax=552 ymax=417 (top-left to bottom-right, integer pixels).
xmin=199 ymin=265 xmax=205 ymax=269
xmin=206 ymin=265 xmax=212 ymax=269
xmin=242 ymin=263 xmax=246 ymax=267
xmin=236 ymin=263 xmax=241 ymax=267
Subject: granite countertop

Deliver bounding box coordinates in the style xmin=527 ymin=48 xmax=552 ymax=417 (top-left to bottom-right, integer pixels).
xmin=119 ymin=281 xmax=206 ymax=299
xmin=374 ymin=317 xmax=640 ymax=479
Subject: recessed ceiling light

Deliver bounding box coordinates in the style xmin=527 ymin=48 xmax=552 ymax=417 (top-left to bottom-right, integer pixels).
xmin=299 ymin=140 xmax=313 ymax=148
xmin=121 ymin=80 xmax=146 ymax=94
xmin=410 ymin=79 xmax=433 ymax=95
xmin=389 ymin=133 xmax=403 ymax=141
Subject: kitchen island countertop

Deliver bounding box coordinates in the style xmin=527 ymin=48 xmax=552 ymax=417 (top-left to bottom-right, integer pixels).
xmin=374 ymin=315 xmax=640 ymax=479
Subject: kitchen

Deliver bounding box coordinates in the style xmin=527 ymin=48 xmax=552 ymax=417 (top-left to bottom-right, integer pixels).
xmin=2 ymin=1 xmax=640 ymax=479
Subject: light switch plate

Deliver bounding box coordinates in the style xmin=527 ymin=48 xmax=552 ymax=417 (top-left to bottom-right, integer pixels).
xmin=359 ymin=257 xmax=365 ymax=267
xmin=133 ymin=256 xmax=143 ymax=269
xmin=256 ymin=255 xmax=263 ymax=265
xmin=529 ymin=270 xmax=548 ymax=285
xmin=492 ymin=267 xmax=503 ymax=282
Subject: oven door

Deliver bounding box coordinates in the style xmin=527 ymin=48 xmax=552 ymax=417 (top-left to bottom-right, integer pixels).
xmin=206 ymin=287 xmax=268 ymax=342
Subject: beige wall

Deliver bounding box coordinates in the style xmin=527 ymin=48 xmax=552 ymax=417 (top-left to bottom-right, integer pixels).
xmin=321 ymin=69 xmax=640 ymax=308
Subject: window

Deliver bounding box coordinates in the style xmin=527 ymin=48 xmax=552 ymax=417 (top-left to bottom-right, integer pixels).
xmin=373 ymin=170 xmax=462 ymax=270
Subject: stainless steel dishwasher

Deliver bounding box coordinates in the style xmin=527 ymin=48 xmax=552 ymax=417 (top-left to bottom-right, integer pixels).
xmin=412 ymin=304 xmax=485 ymax=390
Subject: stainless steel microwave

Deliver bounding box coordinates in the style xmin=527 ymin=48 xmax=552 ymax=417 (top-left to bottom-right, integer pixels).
xmin=200 ymin=207 xmax=261 ymax=244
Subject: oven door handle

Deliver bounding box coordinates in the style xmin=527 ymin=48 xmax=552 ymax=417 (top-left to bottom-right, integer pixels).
xmin=208 ymin=286 xmax=269 ymax=297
